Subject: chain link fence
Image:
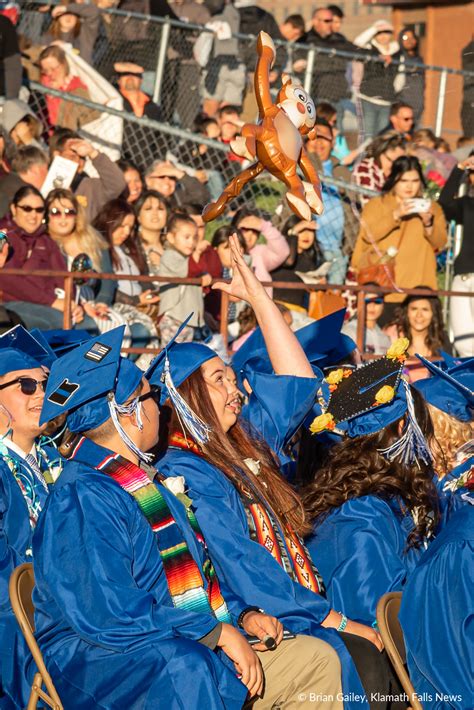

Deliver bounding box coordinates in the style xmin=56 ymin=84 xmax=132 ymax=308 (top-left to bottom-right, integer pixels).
xmin=17 ymin=1 xmax=474 ymax=136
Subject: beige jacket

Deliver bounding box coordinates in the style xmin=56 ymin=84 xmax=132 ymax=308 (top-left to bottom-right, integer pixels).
xmin=351 ymin=193 xmax=447 ymax=302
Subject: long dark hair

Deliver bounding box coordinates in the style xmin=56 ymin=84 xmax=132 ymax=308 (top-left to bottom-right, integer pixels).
xmin=11 ymin=185 xmax=44 ymax=207
xmin=172 ymin=367 xmax=311 ymax=536
xmin=382 ymin=155 xmax=426 ymax=194
xmin=92 ymin=198 xmax=147 ymax=273
xmin=397 ymin=290 xmax=445 ymax=356
xmin=302 ymin=387 xmax=440 ymax=548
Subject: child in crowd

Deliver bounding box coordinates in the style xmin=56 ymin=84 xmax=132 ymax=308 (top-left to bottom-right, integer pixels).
xmin=342 ymin=282 xmax=391 ymax=355
xmin=158 ymin=213 xmax=210 ymax=344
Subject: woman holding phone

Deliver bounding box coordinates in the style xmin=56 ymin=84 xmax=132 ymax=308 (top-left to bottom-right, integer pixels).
xmin=351 ymin=156 xmax=447 ymax=324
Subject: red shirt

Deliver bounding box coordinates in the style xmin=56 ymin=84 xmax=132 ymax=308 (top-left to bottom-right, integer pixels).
xmin=41 ymin=74 xmax=88 ymax=126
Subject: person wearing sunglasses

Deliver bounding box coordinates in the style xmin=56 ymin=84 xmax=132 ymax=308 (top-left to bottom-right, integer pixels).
xmin=0 ymin=185 xmax=98 ymax=333
xmin=342 ymin=282 xmax=391 ymax=355
xmin=0 ymin=334 xmax=60 ymax=708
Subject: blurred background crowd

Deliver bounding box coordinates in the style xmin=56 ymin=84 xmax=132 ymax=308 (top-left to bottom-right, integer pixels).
xmin=0 ymin=0 xmax=473 ymax=377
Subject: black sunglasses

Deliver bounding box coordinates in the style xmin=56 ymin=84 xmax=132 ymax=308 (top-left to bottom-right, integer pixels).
xmin=138 ymin=385 xmax=162 ymax=405
xmin=16 ymin=204 xmax=45 ymax=214
xmin=0 ymin=376 xmax=48 ymax=395
xmin=365 ymin=297 xmax=384 ymax=305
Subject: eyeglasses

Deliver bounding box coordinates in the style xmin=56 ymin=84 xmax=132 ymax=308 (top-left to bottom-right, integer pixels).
xmin=0 ymin=376 xmax=48 ymax=395
xmin=365 ymin=297 xmax=384 ymax=305
xmin=315 ymin=134 xmax=333 ymax=142
xmin=137 ymin=385 xmax=161 ymax=405
xmin=48 ymin=207 xmax=77 ymax=218
xmin=148 ymin=175 xmax=177 ymax=181
xmin=16 ymin=204 xmax=45 ymax=214
xmin=320 ymin=19 xmax=332 ymax=23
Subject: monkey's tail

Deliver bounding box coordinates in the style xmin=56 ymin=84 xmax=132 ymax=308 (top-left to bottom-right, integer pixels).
xmin=202 ymin=162 xmax=264 ymax=223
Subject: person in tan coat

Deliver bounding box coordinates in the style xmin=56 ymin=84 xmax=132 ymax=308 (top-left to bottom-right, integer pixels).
xmin=351 ymin=156 xmax=447 ymax=314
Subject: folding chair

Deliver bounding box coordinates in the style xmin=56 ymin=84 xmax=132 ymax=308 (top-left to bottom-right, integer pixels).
xmin=9 ymin=563 xmax=63 ymax=710
xmin=376 ymin=592 xmax=423 ymax=710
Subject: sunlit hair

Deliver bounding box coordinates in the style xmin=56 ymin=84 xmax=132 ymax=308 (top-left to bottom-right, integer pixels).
xmin=427 ymin=403 xmax=472 ymax=478
xmin=48 ymin=9 xmax=81 ymax=40
xmin=170 ymin=366 xmax=311 ymax=536
xmin=46 ymin=188 xmax=107 ymax=270
xmin=302 ymin=387 xmax=440 ymax=548
xmin=92 ymin=198 xmax=147 ymax=273
xmin=39 ymin=45 xmax=70 ymax=74
xmin=395 ymin=290 xmax=445 ymax=357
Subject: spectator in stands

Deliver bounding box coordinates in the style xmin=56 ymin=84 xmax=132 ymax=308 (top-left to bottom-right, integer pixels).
xmin=327 ymin=4 xmax=344 ymax=35
xmin=306 ymin=8 xmax=355 ymax=127
xmin=201 ymin=0 xmax=246 ymax=118
xmin=2 ymin=99 xmax=45 ymax=150
xmin=395 ymin=28 xmax=425 ymax=123
xmin=272 ymin=214 xmax=323 ymax=311
xmin=144 ymin=160 xmax=210 ymax=208
xmin=42 ymin=2 xmax=100 ymax=65
xmin=380 ymin=101 xmax=414 ymax=139
xmin=0 ymin=145 xmax=48 ymax=219
xmin=39 ymin=45 xmax=100 ymax=131
xmin=460 ymin=39 xmax=474 ymax=138
xmin=0 ymin=185 xmax=93 ymax=330
xmin=49 ymin=129 xmax=127 ymax=221
xmin=134 ymin=189 xmax=169 ymax=274
xmin=353 ymin=20 xmax=400 ymax=139
xmin=353 ymin=131 xmax=406 ymax=205
xmin=279 ymin=14 xmax=305 ymax=42
xmin=211 ymin=225 xmax=247 ymax=330
xmin=231 ymin=208 xmax=290 ymax=295
xmin=440 ymin=154 xmax=474 ymax=357
xmin=315 ymin=102 xmax=351 ymax=165
xmin=342 ymin=285 xmax=391 ymax=355
xmin=113 ymin=61 xmax=165 ymax=169
xmin=351 ymin=156 xmax=448 ymax=321
xmin=158 ymin=212 xmax=208 ymax=344
xmin=306 ymin=119 xmax=348 ymax=284
xmin=118 ymin=160 xmax=143 ymax=204
xmin=0 ymin=12 xmax=21 ymax=100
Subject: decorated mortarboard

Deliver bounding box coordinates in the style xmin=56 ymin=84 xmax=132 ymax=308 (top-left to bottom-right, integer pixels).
xmin=40 ymin=327 xmax=150 ymax=462
xmin=231 ymin=308 xmax=355 ymax=389
xmin=0 ymin=325 xmax=54 ymax=370
xmin=309 ymin=338 xmax=432 ymax=466
xmin=414 ymin=355 xmax=474 ymax=423
xmin=146 ymin=315 xmax=216 ymax=445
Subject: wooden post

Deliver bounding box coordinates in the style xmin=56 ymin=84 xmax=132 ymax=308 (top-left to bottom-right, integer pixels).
xmin=63 ymin=275 xmax=73 ymax=329
xmin=356 ymin=288 xmax=366 ymax=354
xmin=220 ymin=291 xmax=229 ymax=352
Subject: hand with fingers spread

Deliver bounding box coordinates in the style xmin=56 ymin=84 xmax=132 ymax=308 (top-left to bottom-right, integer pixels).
xmin=241 ymin=611 xmax=283 ymax=652
xmin=217 ymin=623 xmax=263 ymax=698
xmin=211 ymin=233 xmax=267 ymax=306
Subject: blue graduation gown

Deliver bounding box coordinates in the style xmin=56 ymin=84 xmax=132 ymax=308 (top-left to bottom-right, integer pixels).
xmin=0 ymin=448 xmax=49 ymax=709
xmin=306 ymin=496 xmax=423 ymax=626
xmin=32 ymin=439 xmax=247 ymax=710
xmin=399 ymin=504 xmax=474 ymax=709
xmin=158 ymin=447 xmax=369 ymax=710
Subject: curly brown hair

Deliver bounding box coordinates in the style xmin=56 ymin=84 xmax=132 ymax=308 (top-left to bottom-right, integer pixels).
xmin=302 ymin=387 xmax=440 ymax=548
xmin=396 ymin=291 xmax=445 ymax=357
xmin=170 ymin=367 xmax=311 ymax=536
xmin=427 ymin=404 xmax=472 ymax=478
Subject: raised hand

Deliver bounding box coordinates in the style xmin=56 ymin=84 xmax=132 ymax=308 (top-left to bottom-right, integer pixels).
xmin=211 ymin=233 xmax=267 ymax=306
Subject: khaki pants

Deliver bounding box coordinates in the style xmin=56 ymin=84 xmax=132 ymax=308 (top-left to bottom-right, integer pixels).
xmin=249 ymin=635 xmax=344 ymax=709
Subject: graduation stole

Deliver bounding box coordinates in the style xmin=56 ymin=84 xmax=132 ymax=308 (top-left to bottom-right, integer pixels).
xmin=96 ymin=452 xmax=232 ymax=623
xmin=168 ymin=432 xmax=326 ymax=596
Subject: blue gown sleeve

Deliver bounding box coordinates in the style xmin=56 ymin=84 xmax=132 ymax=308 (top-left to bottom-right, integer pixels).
xmin=33 ymin=473 xmax=219 ymax=652
xmin=307 ymin=497 xmax=414 ymax=625
xmin=159 ymin=453 xmax=331 ymax=633
xmin=399 ymin=505 xmax=474 ymax=709
xmin=242 ymin=372 xmax=318 ymax=455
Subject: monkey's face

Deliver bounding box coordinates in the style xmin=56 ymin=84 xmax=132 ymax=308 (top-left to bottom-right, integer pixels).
xmin=277 ymin=83 xmax=316 ymax=133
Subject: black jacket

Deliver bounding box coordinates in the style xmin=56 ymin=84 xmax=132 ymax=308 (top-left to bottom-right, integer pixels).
xmin=304 ymin=30 xmax=358 ymax=102
xmin=359 ymin=43 xmax=398 ymax=103
xmin=237 ymin=6 xmax=286 ymax=73
xmin=439 ymin=166 xmax=474 ymax=276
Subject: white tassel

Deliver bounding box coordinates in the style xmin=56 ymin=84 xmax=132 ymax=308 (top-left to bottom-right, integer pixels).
xmin=163 ymin=358 xmax=211 ymax=445
xmin=378 ymin=381 xmax=433 ymax=467
xmin=108 ymin=394 xmax=154 ymax=463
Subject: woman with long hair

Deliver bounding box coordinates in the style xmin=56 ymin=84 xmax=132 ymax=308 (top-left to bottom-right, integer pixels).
xmin=134 ymin=190 xmax=169 ymax=275
xmin=351 ymin=156 xmax=447 ymax=326
xmin=149 ymin=236 xmax=403 ymax=710
xmin=302 ymin=349 xmax=441 ymax=629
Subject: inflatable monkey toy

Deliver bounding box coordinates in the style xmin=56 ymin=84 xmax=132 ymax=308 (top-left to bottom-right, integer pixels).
xmin=202 ymin=31 xmax=323 ymax=223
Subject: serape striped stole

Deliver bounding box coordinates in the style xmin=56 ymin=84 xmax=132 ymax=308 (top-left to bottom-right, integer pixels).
xmin=96 ymin=453 xmax=231 ymax=623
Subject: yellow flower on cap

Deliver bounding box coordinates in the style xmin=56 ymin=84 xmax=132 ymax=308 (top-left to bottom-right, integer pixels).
xmin=310 ymin=412 xmax=335 ymax=434
xmin=387 ymin=337 xmax=410 ymax=362
xmin=374 ymin=385 xmax=395 ymax=405
xmin=325 ymin=369 xmax=344 ymax=386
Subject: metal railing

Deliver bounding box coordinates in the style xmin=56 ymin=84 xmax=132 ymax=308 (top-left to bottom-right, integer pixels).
xmin=18 ymin=1 xmax=474 ymax=137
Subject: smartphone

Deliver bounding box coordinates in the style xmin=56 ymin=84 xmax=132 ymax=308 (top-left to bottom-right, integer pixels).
xmin=246 ymin=629 xmax=296 ymax=646
xmin=0 ymin=231 xmax=9 ymax=249
xmin=405 ymin=198 xmax=431 ymax=214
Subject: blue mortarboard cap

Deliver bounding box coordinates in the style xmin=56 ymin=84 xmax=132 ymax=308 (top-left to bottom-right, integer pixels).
xmin=36 ymin=329 xmax=91 ymax=356
xmin=414 ymin=355 xmax=474 ymax=422
xmin=0 ymin=348 xmax=43 ymax=377
xmin=0 ymin=325 xmax=54 ymax=369
xmin=231 ymin=309 xmax=355 ymax=389
xmin=40 ymin=327 xmax=143 ymax=432
xmin=147 ymin=342 xmax=216 ymax=404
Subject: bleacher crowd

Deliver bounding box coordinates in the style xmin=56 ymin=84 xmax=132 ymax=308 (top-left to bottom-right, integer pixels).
xmin=0 ymin=1 xmax=473 ymax=709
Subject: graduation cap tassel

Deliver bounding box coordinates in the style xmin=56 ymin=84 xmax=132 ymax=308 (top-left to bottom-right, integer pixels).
xmin=108 ymin=395 xmax=154 ymax=464
xmin=378 ymin=380 xmax=433 ymax=467
xmin=163 ymin=358 xmax=211 ymax=446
